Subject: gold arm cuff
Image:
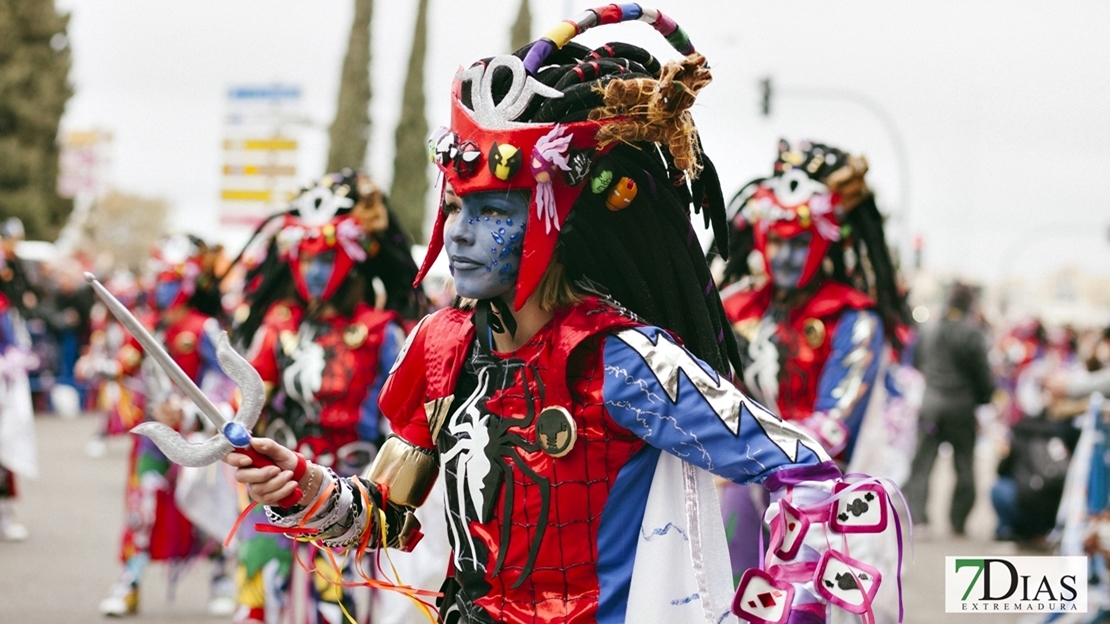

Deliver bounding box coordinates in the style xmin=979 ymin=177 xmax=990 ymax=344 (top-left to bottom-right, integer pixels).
xmin=388 ymin=511 xmax=423 ymax=552
xmin=364 ymin=435 xmax=438 ymax=508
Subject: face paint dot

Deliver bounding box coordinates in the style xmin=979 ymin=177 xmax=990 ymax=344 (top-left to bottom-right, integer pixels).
xmin=491 ymin=233 xmax=505 ymax=244
xmin=498 ymin=227 xmax=505 ymax=234
xmin=496 ymin=220 xmax=501 ymax=225
xmin=499 ymin=263 xmax=513 ymax=274
xmin=506 ymin=219 xmax=513 ymax=226
xmin=509 ymin=233 xmax=521 ymax=242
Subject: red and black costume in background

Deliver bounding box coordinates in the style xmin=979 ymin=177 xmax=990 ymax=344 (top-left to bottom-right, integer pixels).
xmin=229 ymin=171 xmax=425 ymax=624
xmin=719 ymin=140 xmax=909 ymax=460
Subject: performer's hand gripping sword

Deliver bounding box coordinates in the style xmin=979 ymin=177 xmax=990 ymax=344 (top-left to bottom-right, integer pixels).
xmin=84 ymin=272 xmax=304 ymax=507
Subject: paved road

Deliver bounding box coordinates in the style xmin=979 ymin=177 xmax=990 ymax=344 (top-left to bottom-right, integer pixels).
xmin=0 ymin=414 xmax=1047 ymax=623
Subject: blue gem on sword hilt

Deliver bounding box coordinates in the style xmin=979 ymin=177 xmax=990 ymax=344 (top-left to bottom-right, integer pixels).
xmin=83 ymin=272 xmax=266 ymax=467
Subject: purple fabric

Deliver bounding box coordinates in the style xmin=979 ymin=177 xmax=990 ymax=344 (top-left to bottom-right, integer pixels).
xmin=763 ymin=461 xmax=842 ymax=492
xmin=719 ymin=482 xmax=764 ymax=577
xmin=522 ymin=39 xmax=556 ymax=74
xmin=785 ymin=604 xmax=830 ymax=617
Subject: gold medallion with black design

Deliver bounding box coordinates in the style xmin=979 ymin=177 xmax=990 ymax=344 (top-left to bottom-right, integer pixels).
xmin=802 ymin=318 xmax=826 ymax=349
xmin=344 ymin=323 xmax=369 ymax=349
xmin=279 ymin=330 xmax=299 ymax=356
xmin=173 ymin=331 xmax=196 ymax=355
xmin=536 ymin=406 xmax=577 ymax=458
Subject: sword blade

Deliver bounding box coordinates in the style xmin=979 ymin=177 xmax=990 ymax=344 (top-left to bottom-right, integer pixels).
xmin=83 ymin=272 xmax=229 ymax=430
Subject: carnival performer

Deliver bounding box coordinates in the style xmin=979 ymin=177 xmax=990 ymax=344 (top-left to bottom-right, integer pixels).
xmin=0 ymin=217 xmax=37 ymax=542
xmin=228 ymin=170 xmax=433 ymax=624
xmin=78 ymin=270 xmax=146 ymax=458
xmin=223 ymin=8 xmax=909 ymax=624
xmin=99 ymin=234 xmax=237 ymax=617
xmin=717 ymin=140 xmax=911 ymax=464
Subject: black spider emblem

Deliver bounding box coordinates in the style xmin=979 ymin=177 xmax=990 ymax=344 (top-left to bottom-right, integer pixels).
xmin=439 ymin=353 xmax=552 ymax=589
xmin=838 ymin=492 xmax=875 ymax=522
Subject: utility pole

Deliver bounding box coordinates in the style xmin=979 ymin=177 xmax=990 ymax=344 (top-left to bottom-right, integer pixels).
xmin=759 ymin=77 xmax=772 ymax=116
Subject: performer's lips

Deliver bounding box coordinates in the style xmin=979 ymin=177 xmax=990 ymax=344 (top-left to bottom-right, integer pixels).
xmin=451 ymin=255 xmax=485 ymax=270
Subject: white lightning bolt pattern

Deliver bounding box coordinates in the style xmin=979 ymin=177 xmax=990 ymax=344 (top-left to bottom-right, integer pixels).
xmin=613 ymin=328 xmax=829 ymax=465
xmin=613 ymin=328 xmax=743 ymax=435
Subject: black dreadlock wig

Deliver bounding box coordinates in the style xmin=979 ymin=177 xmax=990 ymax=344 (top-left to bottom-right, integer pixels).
xmin=228 ymin=169 xmax=425 ymax=348
xmin=186 ymin=234 xmax=225 ymax=320
xmin=719 ymin=140 xmax=911 ymax=349
xmin=461 ymin=41 xmax=739 ymax=375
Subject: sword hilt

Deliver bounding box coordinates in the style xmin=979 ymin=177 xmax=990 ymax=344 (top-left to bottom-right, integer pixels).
xmin=224 ymin=421 xmax=305 ymax=508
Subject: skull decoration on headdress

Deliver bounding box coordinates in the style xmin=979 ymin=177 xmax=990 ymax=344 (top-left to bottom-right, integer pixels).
xmin=149 ymin=235 xmax=205 ymax=311
xmin=275 ymin=173 xmax=369 ymax=302
xmin=730 ymin=140 xmax=870 ymax=289
xmin=416 ymin=4 xmax=698 ymax=311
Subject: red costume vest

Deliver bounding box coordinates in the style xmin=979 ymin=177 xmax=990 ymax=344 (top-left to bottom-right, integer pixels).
xmin=380 ymin=296 xmax=649 ymax=623
xmin=723 ymin=281 xmax=873 ymax=421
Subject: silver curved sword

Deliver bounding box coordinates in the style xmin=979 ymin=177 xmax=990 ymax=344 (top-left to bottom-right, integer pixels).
xmin=84 ymin=272 xmax=263 ymax=467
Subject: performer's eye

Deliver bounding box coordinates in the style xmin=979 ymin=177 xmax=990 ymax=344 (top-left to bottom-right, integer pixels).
xmin=479 ymin=205 xmax=506 ymax=217
xmin=442 ymin=199 xmax=462 ymax=216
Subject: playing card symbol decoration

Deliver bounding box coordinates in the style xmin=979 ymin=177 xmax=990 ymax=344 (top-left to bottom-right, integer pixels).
xmin=829 ymin=482 xmax=889 ymax=534
xmin=813 ymin=550 xmax=882 ymax=614
xmin=773 ymin=499 xmax=810 ymax=560
xmin=839 ymin=492 xmax=874 ymax=521
xmin=732 ymin=568 xmax=794 ymax=624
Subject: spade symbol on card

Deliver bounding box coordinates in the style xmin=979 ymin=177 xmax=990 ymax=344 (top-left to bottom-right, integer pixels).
xmin=814 ymin=550 xmax=881 ymax=615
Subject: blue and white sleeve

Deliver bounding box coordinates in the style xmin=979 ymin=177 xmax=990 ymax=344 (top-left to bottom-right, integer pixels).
xmin=813 ymin=309 xmax=883 ymax=459
xmin=601 ymin=326 xmax=835 ymax=486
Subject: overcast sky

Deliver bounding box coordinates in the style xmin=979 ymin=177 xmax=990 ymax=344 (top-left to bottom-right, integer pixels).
xmin=53 ymin=0 xmax=1110 ymax=282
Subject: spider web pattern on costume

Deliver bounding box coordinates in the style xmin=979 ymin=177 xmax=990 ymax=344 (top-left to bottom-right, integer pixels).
xmin=436 ymin=334 xmax=645 ymax=623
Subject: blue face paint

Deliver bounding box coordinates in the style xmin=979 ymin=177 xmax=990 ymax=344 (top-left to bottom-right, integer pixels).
xmin=769 ymin=231 xmax=812 ymax=290
xmin=443 ymin=190 xmax=529 ymax=301
xmin=154 ymin=280 xmax=182 ymax=310
xmin=302 ymin=250 xmax=336 ymax=300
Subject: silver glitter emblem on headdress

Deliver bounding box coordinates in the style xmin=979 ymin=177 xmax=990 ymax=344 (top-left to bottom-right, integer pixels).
xmin=458 ymin=55 xmax=563 ymax=129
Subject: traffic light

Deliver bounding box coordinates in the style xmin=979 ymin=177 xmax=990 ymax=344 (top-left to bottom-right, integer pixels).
xmin=759 ymin=77 xmax=772 ymax=116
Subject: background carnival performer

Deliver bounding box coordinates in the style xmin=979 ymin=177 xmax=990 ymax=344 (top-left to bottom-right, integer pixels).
xmin=225 ymin=7 xmax=908 ymax=624
xmin=717 ymin=140 xmax=912 ymax=464
xmin=77 ymin=270 xmax=147 ymax=458
xmin=99 ymin=234 xmax=237 ymax=617
xmin=714 ymin=141 xmax=915 ymax=621
xmin=228 ymin=171 xmax=435 ymax=624
xmin=0 ymin=217 xmax=37 ymax=542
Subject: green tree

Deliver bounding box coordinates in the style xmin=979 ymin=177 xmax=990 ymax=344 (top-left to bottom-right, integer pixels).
xmin=388 ymin=0 xmax=429 ymax=243
xmin=326 ymin=0 xmax=373 ymax=172
xmin=510 ymin=0 xmax=532 ymax=52
xmin=0 ymin=0 xmax=73 ymax=240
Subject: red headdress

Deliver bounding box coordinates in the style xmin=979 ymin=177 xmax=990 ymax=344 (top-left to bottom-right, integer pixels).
xmin=730 ymin=140 xmax=869 ymax=289
xmin=149 ymin=235 xmax=204 ymax=309
xmin=274 ymin=179 xmax=368 ymax=301
xmin=414 ymin=4 xmax=698 ymax=311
